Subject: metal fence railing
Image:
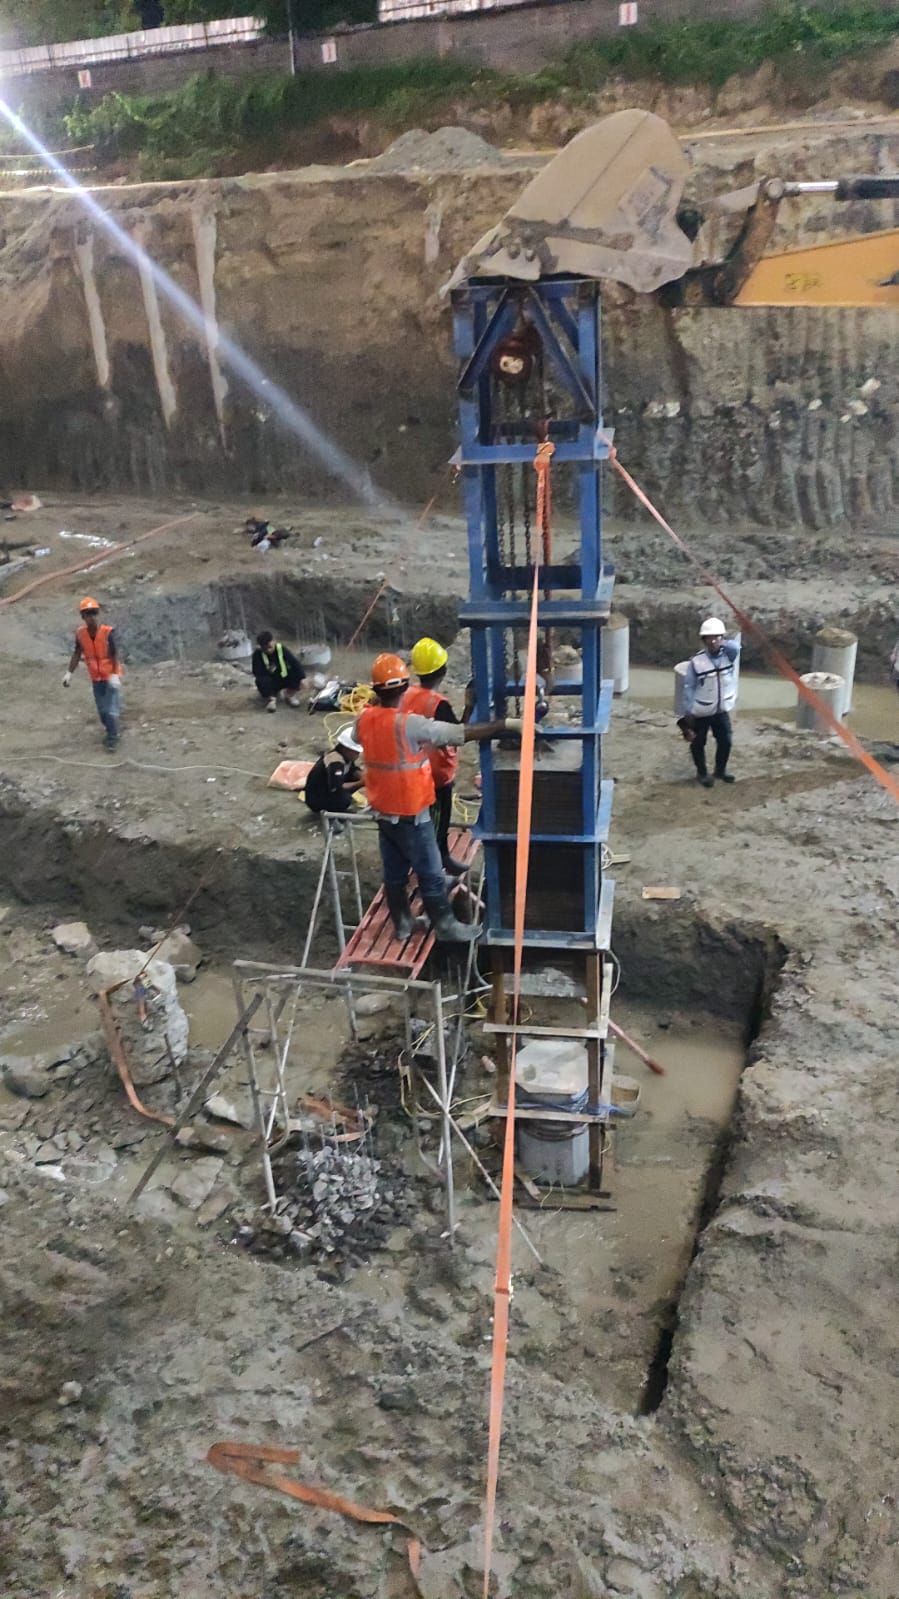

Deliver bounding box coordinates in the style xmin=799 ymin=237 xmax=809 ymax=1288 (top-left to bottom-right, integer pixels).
xmin=377 ymin=0 xmax=531 ymax=21
xmin=0 ymin=16 xmax=264 ymax=78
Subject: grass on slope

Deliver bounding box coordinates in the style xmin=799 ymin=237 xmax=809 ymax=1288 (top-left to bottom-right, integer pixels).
xmin=61 ymin=2 xmax=899 ymax=178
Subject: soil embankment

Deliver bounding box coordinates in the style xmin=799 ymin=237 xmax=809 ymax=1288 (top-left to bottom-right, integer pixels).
xmin=1 ymin=120 xmax=898 ymax=526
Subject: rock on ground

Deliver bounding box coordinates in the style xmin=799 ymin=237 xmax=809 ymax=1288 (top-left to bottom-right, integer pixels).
xmin=86 ymin=949 xmax=189 ymax=1085
xmin=51 ymin=921 xmax=96 ymax=957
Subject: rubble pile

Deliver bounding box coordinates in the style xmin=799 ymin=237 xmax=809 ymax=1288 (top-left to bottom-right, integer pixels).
xmin=238 ymin=1143 xmax=413 ymax=1265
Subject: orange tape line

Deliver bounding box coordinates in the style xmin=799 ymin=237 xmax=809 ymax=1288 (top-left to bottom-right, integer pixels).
xmin=207 ymin=1442 xmax=422 ymax=1588
xmin=606 ymin=441 xmax=899 ymax=808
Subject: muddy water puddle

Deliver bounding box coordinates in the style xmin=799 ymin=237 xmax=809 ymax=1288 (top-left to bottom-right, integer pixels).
xmin=626 ymin=665 xmax=898 ymax=740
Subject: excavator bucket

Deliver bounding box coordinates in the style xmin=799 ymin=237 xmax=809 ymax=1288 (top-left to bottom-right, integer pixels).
xmin=444 ymin=109 xmax=694 ymax=295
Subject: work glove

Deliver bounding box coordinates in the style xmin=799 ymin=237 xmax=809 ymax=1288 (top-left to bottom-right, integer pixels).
xmin=676 ymin=715 xmax=695 ymax=744
xmin=503 ymin=718 xmax=523 ymax=733
xmin=62 ymin=671 xmax=72 ymax=687
xmin=107 ymin=673 xmax=121 ymax=689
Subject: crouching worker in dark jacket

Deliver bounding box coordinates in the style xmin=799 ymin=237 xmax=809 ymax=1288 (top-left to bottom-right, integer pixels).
xmin=252 ymin=630 xmax=305 ymax=712
xmin=304 ymin=726 xmax=364 ymax=816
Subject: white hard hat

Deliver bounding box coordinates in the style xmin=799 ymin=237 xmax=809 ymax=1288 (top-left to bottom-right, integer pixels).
xmin=700 ymin=617 xmax=726 ymax=637
xmin=335 ymin=724 xmax=362 ymax=755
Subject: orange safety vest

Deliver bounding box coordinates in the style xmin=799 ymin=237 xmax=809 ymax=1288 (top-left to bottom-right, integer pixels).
xmin=356 ymin=704 xmax=436 ymax=816
xmin=76 ymin=623 xmax=119 ymax=683
xmin=400 ymin=684 xmax=459 ymax=789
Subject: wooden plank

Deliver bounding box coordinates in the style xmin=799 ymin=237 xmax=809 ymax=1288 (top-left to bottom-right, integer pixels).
xmin=586 ymin=953 xmax=603 ymax=1190
xmin=483 ymin=1021 xmax=605 ymax=1041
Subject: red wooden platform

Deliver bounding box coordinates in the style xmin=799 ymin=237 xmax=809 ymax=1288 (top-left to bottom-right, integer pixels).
xmin=334 ymin=828 xmax=480 ymax=977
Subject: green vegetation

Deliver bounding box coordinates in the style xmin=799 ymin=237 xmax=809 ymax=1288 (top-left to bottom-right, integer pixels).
xmin=58 ymin=1 xmax=899 ymax=179
xmin=63 ymin=57 xmax=489 ymax=176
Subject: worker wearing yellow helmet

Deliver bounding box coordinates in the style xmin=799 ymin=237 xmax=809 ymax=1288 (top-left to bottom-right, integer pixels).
xmin=355 ymin=651 xmax=517 ymax=944
xmin=402 ymin=638 xmax=468 ymax=875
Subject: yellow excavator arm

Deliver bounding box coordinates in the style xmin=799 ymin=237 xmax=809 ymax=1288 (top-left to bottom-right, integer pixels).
xmin=735 ymin=227 xmax=899 ymax=309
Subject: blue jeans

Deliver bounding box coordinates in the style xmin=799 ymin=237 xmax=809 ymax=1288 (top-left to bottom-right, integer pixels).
xmin=92 ymin=681 xmax=121 ymax=742
xmin=377 ymin=817 xmax=446 ymax=902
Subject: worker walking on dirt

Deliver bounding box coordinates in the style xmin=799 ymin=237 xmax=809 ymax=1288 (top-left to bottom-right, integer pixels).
xmin=304 ymin=726 xmax=364 ymax=816
xmin=678 ymin=618 xmax=740 ymax=788
xmin=63 ymin=597 xmax=122 ymax=751
xmin=252 ymin=631 xmax=305 ymax=712
xmin=401 ymin=636 xmax=469 ymax=876
xmin=356 ymin=653 xmax=519 ymax=943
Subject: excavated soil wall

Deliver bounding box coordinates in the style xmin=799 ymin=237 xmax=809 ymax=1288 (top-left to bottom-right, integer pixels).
xmin=0 ymin=776 xmax=778 ymax=1022
xmin=1 ymin=123 xmax=898 ymax=527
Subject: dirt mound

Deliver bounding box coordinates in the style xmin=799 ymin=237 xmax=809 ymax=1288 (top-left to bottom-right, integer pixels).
xmin=367 ymin=123 xmax=505 ymax=172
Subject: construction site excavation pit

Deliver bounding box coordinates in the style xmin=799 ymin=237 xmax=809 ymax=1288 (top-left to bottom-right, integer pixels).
xmin=2 ymin=493 xmax=899 ymax=1596
xmin=0 ymin=883 xmax=775 ymax=1416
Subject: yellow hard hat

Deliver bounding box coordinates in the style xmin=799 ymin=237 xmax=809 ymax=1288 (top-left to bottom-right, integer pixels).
xmin=410 ymin=637 xmax=448 ymax=676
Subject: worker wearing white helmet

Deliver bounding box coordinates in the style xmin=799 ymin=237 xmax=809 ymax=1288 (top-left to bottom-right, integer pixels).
xmin=678 ymin=618 xmax=741 ymax=788
xmin=303 ymin=725 xmax=364 ymax=817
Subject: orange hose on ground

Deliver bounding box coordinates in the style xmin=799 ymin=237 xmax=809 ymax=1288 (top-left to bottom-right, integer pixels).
xmin=605 ymin=441 xmax=899 ymax=808
xmin=0 ymin=512 xmax=199 ymax=607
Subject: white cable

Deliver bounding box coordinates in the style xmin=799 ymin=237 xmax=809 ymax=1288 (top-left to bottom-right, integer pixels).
xmin=0 ymin=754 xmax=268 ymax=779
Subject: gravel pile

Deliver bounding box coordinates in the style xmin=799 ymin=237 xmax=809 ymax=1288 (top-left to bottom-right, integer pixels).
xmin=368 ymin=125 xmax=505 ymax=174
xmin=237 ymin=1143 xmax=412 ymax=1265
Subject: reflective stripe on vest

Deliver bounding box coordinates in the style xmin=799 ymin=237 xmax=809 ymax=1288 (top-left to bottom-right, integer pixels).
xmin=400 ymin=684 xmax=459 ymax=789
xmin=690 ymin=649 xmax=736 ymax=715
xmin=356 ymin=704 xmax=436 ymax=816
xmin=262 ymin=642 xmax=288 ymax=679
xmin=76 ymin=623 xmax=118 ymax=684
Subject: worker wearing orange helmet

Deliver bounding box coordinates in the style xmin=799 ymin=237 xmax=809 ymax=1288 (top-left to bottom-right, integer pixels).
xmin=355 ymin=652 xmax=518 ymax=943
xmin=401 ymin=637 xmax=470 ymax=877
xmin=63 ymin=597 xmax=122 ymax=751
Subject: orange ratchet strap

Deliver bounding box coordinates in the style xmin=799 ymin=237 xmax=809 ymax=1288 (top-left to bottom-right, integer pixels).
xmin=482 ymin=467 xmax=544 ymax=1595
xmin=207 ymin=1443 xmax=423 ymax=1590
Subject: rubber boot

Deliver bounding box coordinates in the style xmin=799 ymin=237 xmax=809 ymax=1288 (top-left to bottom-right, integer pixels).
xmin=385 ymin=885 xmax=427 ymax=943
xmin=441 ymin=852 xmax=468 ymax=877
xmin=422 ymin=894 xmax=479 ymax=943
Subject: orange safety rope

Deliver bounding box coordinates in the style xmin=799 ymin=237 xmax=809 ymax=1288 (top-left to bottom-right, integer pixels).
xmin=534 ymin=439 xmax=554 ymax=569
xmin=207 ymin=1443 xmax=423 ymax=1590
xmin=534 ymin=435 xmax=555 ymax=659
xmin=605 ymin=439 xmax=899 ymax=808
xmin=482 ymin=518 xmax=543 ymax=1597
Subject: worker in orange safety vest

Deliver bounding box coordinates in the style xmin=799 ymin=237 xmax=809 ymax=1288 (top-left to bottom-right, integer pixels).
xmin=63 ymin=596 xmax=122 ymax=751
xmin=355 ymin=652 xmax=519 ymax=943
xmin=401 ymin=636 xmax=470 ymax=877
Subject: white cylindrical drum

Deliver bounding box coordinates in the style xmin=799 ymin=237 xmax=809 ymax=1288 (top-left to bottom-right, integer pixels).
xmin=603 ymin=612 xmax=630 ymax=695
xmin=673 ymin=660 xmax=691 ymax=717
xmin=811 ymin=626 xmax=856 ymax=717
xmin=217 ymin=629 xmax=253 ymax=663
xmin=515 ymin=1038 xmax=591 ymax=1188
xmin=299 ymin=642 xmax=333 ymax=670
xmin=796 ymin=671 xmax=846 ymax=731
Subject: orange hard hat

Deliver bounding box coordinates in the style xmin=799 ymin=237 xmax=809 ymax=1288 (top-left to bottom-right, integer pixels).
xmin=371 ymin=652 xmax=409 ymax=690
xmin=79 ymin=596 xmax=100 ymax=613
